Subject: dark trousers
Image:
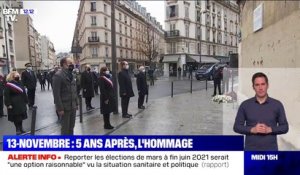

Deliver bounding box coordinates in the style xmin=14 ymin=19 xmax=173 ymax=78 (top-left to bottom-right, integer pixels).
xmin=85 ymin=97 xmax=92 ymax=108
xmin=149 ymin=77 xmax=154 ymax=86
xmin=47 ymin=81 xmax=51 ymax=90
xmin=13 ymin=121 xmax=23 ymax=133
xmin=121 ymin=96 xmax=130 ymax=115
xmin=0 ymin=95 xmax=3 ymax=116
xmin=138 ymin=93 xmax=145 ymax=108
xmin=213 ymin=79 xmax=221 ymax=95
xmin=94 ymin=85 xmax=99 ymax=94
xmin=27 ymin=88 xmax=36 ymax=107
xmin=60 ymin=109 xmax=76 ymax=135
xmin=103 ymin=113 xmax=112 ymax=127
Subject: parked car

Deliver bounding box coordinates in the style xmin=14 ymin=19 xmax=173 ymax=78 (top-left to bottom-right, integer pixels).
xmin=195 ymin=63 xmax=226 ymax=80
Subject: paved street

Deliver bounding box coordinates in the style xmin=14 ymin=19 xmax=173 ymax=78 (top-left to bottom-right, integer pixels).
xmin=0 ymin=76 xmax=213 ymax=142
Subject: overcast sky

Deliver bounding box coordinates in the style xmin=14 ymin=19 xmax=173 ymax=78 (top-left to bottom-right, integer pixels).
xmin=23 ymin=1 xmax=165 ymax=54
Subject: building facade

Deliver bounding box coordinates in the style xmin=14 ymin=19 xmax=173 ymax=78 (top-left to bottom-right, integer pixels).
xmin=72 ymin=0 xmax=164 ymax=72
xmin=41 ymin=35 xmax=56 ymax=70
xmin=0 ymin=0 xmax=17 ymax=74
xmin=237 ymin=0 xmax=300 ymax=149
xmin=164 ymin=0 xmax=239 ymax=76
xmin=14 ymin=15 xmax=40 ymax=71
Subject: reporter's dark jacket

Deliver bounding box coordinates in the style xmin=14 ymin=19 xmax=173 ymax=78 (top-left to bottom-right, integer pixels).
xmin=4 ymin=80 xmax=28 ymax=122
xmin=118 ymin=69 xmax=134 ymax=98
xmin=21 ymin=70 xmax=37 ymax=90
xmin=99 ymin=74 xmax=115 ymax=114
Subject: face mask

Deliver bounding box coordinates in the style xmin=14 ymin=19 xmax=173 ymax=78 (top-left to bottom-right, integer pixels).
xmin=27 ymin=67 xmax=32 ymax=71
xmin=68 ymin=64 xmax=74 ymax=72
xmin=125 ymin=65 xmax=129 ymax=69
xmin=105 ymin=71 xmax=110 ymax=75
xmin=14 ymin=77 xmax=20 ymax=81
xmin=142 ymin=70 xmax=145 ymax=73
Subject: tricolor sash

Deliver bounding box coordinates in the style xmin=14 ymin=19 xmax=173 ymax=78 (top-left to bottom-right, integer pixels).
xmin=6 ymin=82 xmax=24 ymax=94
xmin=101 ymin=76 xmax=113 ymax=87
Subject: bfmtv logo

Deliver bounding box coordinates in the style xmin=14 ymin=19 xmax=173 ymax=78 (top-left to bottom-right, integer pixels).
xmin=1 ymin=8 xmax=36 ymax=22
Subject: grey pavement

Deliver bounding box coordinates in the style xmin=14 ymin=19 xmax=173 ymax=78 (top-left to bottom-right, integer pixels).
xmin=0 ymin=76 xmax=213 ymax=141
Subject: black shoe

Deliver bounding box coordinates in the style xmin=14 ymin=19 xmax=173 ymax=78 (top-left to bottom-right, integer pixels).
xmin=212 ymin=94 xmax=216 ymax=97
xmin=104 ymin=125 xmax=114 ymax=129
xmin=138 ymin=106 xmax=145 ymax=109
xmin=122 ymin=114 xmax=131 ymax=118
xmin=90 ymin=106 xmax=95 ymax=109
xmin=86 ymin=106 xmax=91 ymax=111
xmin=127 ymin=114 xmax=133 ymax=117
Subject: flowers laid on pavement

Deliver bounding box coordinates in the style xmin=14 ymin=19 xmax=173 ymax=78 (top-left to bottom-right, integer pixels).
xmin=212 ymin=92 xmax=237 ymax=104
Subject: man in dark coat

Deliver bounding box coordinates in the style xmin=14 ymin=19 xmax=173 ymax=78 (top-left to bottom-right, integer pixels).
xmin=212 ymin=65 xmax=222 ymax=96
xmin=92 ymin=68 xmax=99 ymax=95
xmin=52 ymin=58 xmax=78 ymax=135
xmin=148 ymin=68 xmax=155 ymax=86
xmin=21 ymin=63 xmax=37 ymax=108
xmin=118 ymin=61 xmax=134 ymax=118
xmin=81 ymin=64 xmax=95 ymax=111
xmin=99 ymin=67 xmax=115 ymax=129
xmin=136 ymin=66 xmax=148 ymax=109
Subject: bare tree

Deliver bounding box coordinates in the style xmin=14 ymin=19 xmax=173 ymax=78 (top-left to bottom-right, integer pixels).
xmin=138 ymin=24 xmax=159 ymax=68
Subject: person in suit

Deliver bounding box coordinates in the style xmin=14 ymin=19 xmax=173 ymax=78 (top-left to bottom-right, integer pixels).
xmin=212 ymin=65 xmax=222 ymax=96
xmin=0 ymin=73 xmax=6 ymax=118
xmin=92 ymin=68 xmax=100 ymax=95
xmin=21 ymin=63 xmax=37 ymax=108
xmin=52 ymin=58 xmax=78 ymax=135
xmin=4 ymin=71 xmax=28 ymax=135
xmin=99 ymin=67 xmax=115 ymax=129
xmin=81 ymin=64 xmax=95 ymax=111
xmin=233 ymin=72 xmax=289 ymax=151
xmin=136 ymin=66 xmax=148 ymax=109
xmin=118 ymin=61 xmax=134 ymax=118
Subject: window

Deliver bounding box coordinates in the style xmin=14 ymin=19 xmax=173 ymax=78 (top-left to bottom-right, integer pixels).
xmin=7 ymin=23 xmax=13 ymax=37
xmin=197 ymin=26 xmax=201 ymax=40
xmin=213 ymin=45 xmax=216 ymax=55
xmin=130 ymin=29 xmax=132 ymax=37
xmin=197 ymin=43 xmax=201 ymax=53
xmin=124 ymin=15 xmax=127 ymax=24
xmin=197 ymin=10 xmax=201 ymax=22
xmin=196 ymin=0 xmax=201 ymax=6
xmin=167 ymin=5 xmax=178 ymax=18
xmin=185 ymin=24 xmax=189 ymax=37
xmin=104 ymin=4 xmax=107 ymax=13
xmin=125 ymin=27 xmax=127 ymax=35
xmin=104 ymin=17 xmax=108 ymax=27
xmin=2 ymin=45 xmax=6 ymax=57
xmin=9 ymin=39 xmax=13 ymax=52
xmin=171 ymin=42 xmax=176 ymax=53
xmin=119 ymin=13 xmax=122 ymax=21
xmin=170 ymin=23 xmax=176 ymax=30
xmin=119 ymin=23 xmax=122 ymax=33
xmin=185 ymin=6 xmax=189 ymax=18
xmin=120 ymin=49 xmax=123 ymax=58
xmin=91 ymin=47 xmax=98 ymax=57
xmin=125 ymin=38 xmax=128 ymax=47
xmin=91 ymin=2 xmax=96 ymax=12
xmin=130 ymin=40 xmax=132 ymax=48
xmin=224 ymin=34 xmax=227 ymax=44
xmin=131 ymin=51 xmax=133 ymax=58
xmin=206 ymin=28 xmax=210 ymax=41
xmin=130 ymin=19 xmax=132 ymax=26
xmin=105 ymin=32 xmax=108 ymax=43
xmin=207 ymin=45 xmax=210 ymax=55
xmin=91 ymin=16 xmax=96 ymax=26
xmin=105 ymin=47 xmax=109 ymax=57
xmin=126 ymin=50 xmax=128 ymax=58
xmin=91 ymin=31 xmax=97 ymax=38
xmin=213 ymin=30 xmax=216 ymax=43
xmin=120 ymin=37 xmax=122 ymax=46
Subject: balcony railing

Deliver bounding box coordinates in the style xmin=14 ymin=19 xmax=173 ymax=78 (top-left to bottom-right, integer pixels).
xmin=164 ymin=30 xmax=180 ymax=38
xmin=88 ymin=37 xmax=100 ymax=42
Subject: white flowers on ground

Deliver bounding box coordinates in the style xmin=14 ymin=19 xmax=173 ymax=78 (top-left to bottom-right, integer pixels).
xmin=212 ymin=95 xmax=233 ymax=104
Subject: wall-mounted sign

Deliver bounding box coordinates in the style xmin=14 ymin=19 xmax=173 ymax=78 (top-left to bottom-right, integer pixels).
xmin=253 ymin=3 xmax=263 ymax=32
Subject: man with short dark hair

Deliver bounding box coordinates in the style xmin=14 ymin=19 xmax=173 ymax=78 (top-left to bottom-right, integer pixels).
xmin=233 ymin=72 xmax=289 ymax=151
xmin=52 ymin=58 xmax=78 ymax=135
xmin=118 ymin=61 xmax=134 ymax=118
xmin=21 ymin=63 xmax=37 ymax=108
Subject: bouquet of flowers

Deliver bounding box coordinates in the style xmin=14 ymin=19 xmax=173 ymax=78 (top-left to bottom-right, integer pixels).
xmin=212 ymin=95 xmax=233 ymax=104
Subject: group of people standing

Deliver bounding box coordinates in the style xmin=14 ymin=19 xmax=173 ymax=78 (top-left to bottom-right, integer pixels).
xmin=0 ymin=63 xmax=37 ymax=135
xmin=52 ymin=59 xmax=148 ymax=135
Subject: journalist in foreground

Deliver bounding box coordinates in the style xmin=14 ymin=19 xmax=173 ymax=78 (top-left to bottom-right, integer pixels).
xmin=233 ymin=72 xmax=289 ymax=151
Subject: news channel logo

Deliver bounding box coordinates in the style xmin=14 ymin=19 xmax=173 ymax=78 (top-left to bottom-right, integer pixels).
xmin=1 ymin=8 xmax=36 ymax=22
